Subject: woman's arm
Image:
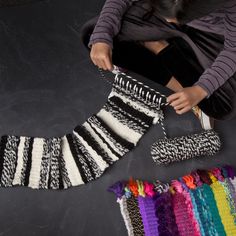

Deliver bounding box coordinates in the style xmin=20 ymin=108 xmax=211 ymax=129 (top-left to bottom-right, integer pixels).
xmin=167 ymin=1 xmax=236 ymax=115
xmin=194 ymin=1 xmax=236 ymax=98
xmin=88 ymin=0 xmax=138 ymax=48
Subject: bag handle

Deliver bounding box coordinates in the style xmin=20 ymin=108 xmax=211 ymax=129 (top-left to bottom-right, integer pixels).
xmin=98 ymin=66 xmax=169 ymax=139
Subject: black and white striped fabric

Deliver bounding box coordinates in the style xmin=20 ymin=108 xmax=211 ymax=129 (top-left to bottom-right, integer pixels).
xmin=0 ymin=73 xmax=167 ymax=189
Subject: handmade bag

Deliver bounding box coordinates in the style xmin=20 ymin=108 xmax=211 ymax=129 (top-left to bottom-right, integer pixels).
xmin=101 ymin=67 xmax=222 ymax=166
xmin=150 ymin=121 xmax=221 ymax=165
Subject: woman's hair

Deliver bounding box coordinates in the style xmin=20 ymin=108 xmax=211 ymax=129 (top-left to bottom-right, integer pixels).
xmin=148 ymin=0 xmax=193 ymax=21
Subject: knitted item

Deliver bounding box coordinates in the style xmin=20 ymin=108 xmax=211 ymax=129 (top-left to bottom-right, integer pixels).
xmin=201 ymin=184 xmax=226 ymax=235
xmin=108 ymin=180 xmax=167 ymax=236
xmin=189 ymin=187 xmax=219 ymax=236
xmin=0 ymin=73 xmax=166 ymax=189
xmin=171 ymin=180 xmax=201 ymax=236
xmin=126 ymin=196 xmax=145 ymax=236
xmin=138 ymin=196 xmax=159 ymax=236
xmin=211 ymin=168 xmax=236 ymax=224
xmin=151 ymin=129 xmax=221 ymax=165
xmin=109 ymin=166 xmax=236 ymax=236
xmin=220 ymin=180 xmax=236 ymax=223
xmin=154 ymin=191 xmax=180 ymax=235
xmin=118 ymin=196 xmax=135 ymax=236
xmin=209 ymin=174 xmax=236 ymax=235
xmin=229 ymin=178 xmax=236 ymax=219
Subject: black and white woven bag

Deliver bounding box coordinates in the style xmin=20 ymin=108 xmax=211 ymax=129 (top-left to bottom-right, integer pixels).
xmin=101 ymin=66 xmax=222 ymax=166
xmin=150 ymin=121 xmax=221 ymax=165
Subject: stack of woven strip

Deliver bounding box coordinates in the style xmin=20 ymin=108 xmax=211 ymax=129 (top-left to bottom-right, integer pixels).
xmin=108 ymin=166 xmax=236 ymax=236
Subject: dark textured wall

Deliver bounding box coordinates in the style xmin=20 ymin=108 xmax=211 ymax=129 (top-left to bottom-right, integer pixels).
xmin=0 ymin=0 xmax=235 ymax=235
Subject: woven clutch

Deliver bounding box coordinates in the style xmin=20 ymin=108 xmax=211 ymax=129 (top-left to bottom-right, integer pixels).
xmin=151 ymin=129 xmax=221 ymax=165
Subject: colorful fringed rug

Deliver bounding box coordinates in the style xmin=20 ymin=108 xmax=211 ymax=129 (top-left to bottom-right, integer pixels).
xmin=108 ymin=166 xmax=236 ymax=236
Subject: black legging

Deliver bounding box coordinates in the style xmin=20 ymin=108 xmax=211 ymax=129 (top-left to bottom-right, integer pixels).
xmin=81 ymin=18 xmax=236 ymax=121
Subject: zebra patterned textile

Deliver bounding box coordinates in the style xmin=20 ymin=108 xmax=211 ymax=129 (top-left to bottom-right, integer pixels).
xmin=0 ymin=73 xmax=166 ymax=189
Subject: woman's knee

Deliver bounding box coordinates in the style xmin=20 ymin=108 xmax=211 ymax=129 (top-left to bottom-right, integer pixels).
xmin=141 ymin=40 xmax=169 ymax=55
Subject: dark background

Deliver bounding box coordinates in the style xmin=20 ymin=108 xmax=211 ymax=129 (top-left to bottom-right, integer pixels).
xmin=0 ymin=0 xmax=235 ymax=235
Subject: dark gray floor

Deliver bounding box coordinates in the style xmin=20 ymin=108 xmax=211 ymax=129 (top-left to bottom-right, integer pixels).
xmin=0 ymin=0 xmax=235 ymax=235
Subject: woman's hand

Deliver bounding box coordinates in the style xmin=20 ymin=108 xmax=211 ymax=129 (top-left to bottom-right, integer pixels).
xmin=90 ymin=42 xmax=113 ymax=71
xmin=167 ymin=85 xmax=208 ymax=114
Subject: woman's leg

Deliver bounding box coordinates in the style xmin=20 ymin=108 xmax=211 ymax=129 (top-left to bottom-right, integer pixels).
xmin=81 ymin=18 xmax=201 ymax=107
xmin=112 ymin=39 xmax=176 ymax=88
xmin=140 ymin=40 xmax=184 ymax=92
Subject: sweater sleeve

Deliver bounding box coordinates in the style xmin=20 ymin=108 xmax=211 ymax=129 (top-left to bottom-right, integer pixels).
xmin=88 ymin=0 xmax=138 ymax=49
xmin=194 ymin=1 xmax=236 ymax=98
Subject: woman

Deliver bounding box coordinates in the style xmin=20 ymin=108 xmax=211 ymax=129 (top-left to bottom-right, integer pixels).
xmin=81 ymin=0 xmax=236 ymax=128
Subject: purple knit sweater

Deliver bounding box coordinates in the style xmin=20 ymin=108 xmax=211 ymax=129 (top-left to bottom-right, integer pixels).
xmin=89 ymin=0 xmax=236 ymax=97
